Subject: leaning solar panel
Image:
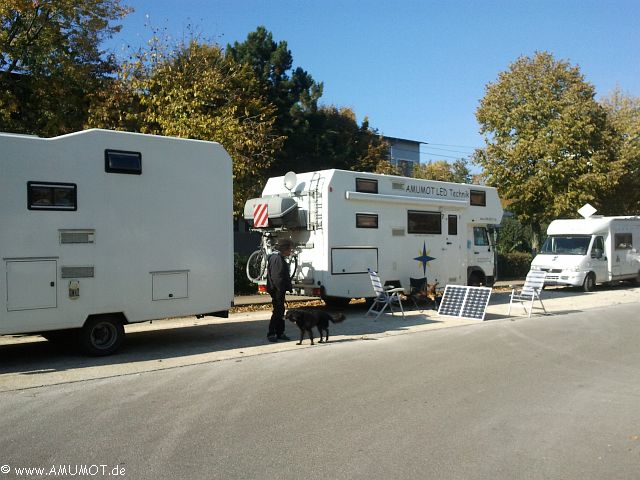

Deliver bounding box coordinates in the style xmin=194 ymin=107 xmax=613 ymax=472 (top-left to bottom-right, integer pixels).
xmin=438 ymin=285 xmax=493 ymax=320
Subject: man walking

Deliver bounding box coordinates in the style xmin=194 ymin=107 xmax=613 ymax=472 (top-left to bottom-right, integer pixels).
xmin=266 ymin=240 xmax=293 ymax=342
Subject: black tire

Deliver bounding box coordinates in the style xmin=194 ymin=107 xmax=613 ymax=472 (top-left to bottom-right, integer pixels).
xmin=246 ymin=249 xmax=267 ymax=283
xmin=78 ymin=316 xmax=124 ymax=356
xmin=468 ymin=271 xmax=485 ymax=287
xmin=582 ymin=272 xmax=596 ymax=292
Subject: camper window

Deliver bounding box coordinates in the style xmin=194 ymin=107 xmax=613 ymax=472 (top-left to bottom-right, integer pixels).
xmin=356 ymin=213 xmax=378 ymax=228
xmin=540 ymin=235 xmax=590 ymax=255
xmin=473 ymin=227 xmax=490 ymax=246
xmin=408 ymin=211 xmax=441 ymax=234
xmin=27 ymin=182 xmax=77 ymax=211
xmin=105 ymin=150 xmax=142 ymax=175
xmin=356 ymin=178 xmax=378 ymax=194
xmin=448 ymin=215 xmax=458 ymax=235
xmin=614 ymin=233 xmax=633 ymax=250
xmin=470 ymin=190 xmax=486 ymax=206
xmin=591 ymin=236 xmax=605 ymax=258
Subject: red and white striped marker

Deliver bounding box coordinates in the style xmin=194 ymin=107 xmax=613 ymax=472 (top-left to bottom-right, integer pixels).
xmin=253 ymin=203 xmax=269 ymax=228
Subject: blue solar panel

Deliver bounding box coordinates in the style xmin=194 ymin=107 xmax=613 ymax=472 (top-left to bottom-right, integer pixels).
xmin=438 ymin=285 xmax=492 ymax=320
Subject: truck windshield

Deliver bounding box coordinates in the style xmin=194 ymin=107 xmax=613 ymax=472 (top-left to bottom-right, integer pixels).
xmin=539 ymin=235 xmax=591 ymax=255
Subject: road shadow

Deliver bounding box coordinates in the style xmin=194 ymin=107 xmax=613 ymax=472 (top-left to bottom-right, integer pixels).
xmin=5 ymin=282 xmax=633 ymax=378
xmin=0 ymin=302 xmax=442 ymax=377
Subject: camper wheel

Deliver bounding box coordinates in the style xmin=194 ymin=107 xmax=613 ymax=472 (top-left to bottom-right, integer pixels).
xmin=467 ymin=271 xmax=485 ymax=287
xmin=582 ymin=273 xmax=596 ymax=292
xmin=78 ymin=315 xmax=125 ymax=356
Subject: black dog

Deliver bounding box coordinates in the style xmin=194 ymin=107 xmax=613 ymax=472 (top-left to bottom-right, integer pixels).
xmin=285 ymin=309 xmax=346 ymax=345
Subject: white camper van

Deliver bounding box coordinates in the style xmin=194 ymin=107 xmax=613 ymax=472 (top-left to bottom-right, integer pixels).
xmin=531 ymin=215 xmax=640 ymax=291
xmin=244 ymin=169 xmax=503 ymax=305
xmin=0 ymin=129 xmax=234 ymax=355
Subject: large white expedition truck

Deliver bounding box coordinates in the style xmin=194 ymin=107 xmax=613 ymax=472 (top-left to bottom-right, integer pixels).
xmin=244 ymin=169 xmax=503 ymax=305
xmin=531 ymin=214 xmax=640 ymax=291
xmin=0 ymin=129 xmax=234 ymax=355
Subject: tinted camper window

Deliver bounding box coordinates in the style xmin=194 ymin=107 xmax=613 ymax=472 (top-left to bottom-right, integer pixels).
xmin=615 ymin=233 xmax=633 ymax=250
xmin=448 ymin=215 xmax=458 ymax=235
xmin=27 ymin=182 xmax=77 ymax=211
xmin=105 ymin=150 xmax=142 ymax=174
xmin=408 ymin=211 xmax=441 ymax=234
xmin=356 ymin=213 xmax=378 ymax=228
xmin=470 ymin=190 xmax=486 ymax=206
xmin=356 ymin=178 xmax=378 ymax=194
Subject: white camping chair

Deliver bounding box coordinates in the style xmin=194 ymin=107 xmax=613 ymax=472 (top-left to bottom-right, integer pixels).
xmin=508 ymin=270 xmax=548 ymax=317
xmin=366 ymin=268 xmax=405 ymax=319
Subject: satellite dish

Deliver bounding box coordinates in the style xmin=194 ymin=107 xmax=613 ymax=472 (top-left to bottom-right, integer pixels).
xmin=284 ymin=171 xmax=297 ymax=191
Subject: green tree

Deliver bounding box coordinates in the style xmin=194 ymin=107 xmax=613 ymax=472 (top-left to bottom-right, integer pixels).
xmin=496 ymin=216 xmax=534 ymax=253
xmin=88 ymin=38 xmax=283 ymax=215
xmin=599 ymin=88 xmax=640 ymax=214
xmin=227 ymin=27 xmax=389 ymax=176
xmin=0 ymin=0 xmax=130 ymax=135
xmin=282 ymin=105 xmax=390 ymax=173
xmin=413 ymin=158 xmax=472 ymax=183
xmin=226 ymin=26 xmax=321 ymax=124
xmin=475 ymin=52 xmax=623 ymax=245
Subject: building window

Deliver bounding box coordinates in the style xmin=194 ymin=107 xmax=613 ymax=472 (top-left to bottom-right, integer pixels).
xmin=408 ymin=211 xmax=441 ymax=234
xmin=27 ymin=182 xmax=77 ymax=211
xmin=356 ymin=178 xmax=378 ymax=194
xmin=470 ymin=190 xmax=486 ymax=206
xmin=356 ymin=213 xmax=378 ymax=228
xmin=105 ymin=149 xmax=142 ymax=175
xmin=615 ymin=233 xmax=633 ymax=250
xmin=448 ymin=215 xmax=458 ymax=235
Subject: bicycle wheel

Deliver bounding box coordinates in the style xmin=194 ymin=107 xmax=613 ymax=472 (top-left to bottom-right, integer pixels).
xmin=287 ymin=253 xmax=299 ymax=281
xmin=246 ymin=249 xmax=267 ymax=283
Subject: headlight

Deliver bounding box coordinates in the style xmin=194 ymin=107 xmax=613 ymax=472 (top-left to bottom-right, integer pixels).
xmin=530 ymin=265 xmax=541 ymax=271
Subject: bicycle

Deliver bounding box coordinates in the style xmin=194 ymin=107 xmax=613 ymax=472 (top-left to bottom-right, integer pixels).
xmin=246 ymin=234 xmax=299 ymax=284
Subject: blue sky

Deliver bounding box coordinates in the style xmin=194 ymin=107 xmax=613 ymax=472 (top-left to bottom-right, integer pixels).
xmin=106 ymin=0 xmax=640 ymax=165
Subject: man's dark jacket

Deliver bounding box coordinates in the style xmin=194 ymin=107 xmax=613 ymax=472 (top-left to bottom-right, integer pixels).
xmin=266 ymin=253 xmax=292 ymax=293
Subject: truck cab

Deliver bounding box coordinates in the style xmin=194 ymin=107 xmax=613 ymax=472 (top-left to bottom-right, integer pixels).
xmin=531 ymin=233 xmax=607 ymax=291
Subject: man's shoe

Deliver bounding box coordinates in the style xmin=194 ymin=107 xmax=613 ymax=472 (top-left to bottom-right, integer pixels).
xmin=267 ymin=335 xmax=278 ymax=342
xmin=276 ymin=334 xmax=290 ymax=341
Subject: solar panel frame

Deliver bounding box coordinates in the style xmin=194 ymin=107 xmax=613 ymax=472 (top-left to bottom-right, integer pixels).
xmin=437 ymin=285 xmax=492 ymax=320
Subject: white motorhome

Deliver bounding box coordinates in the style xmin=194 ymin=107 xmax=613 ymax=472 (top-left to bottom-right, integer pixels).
xmin=244 ymin=169 xmax=503 ymax=305
xmin=0 ymin=129 xmax=234 ymax=355
xmin=531 ymin=215 xmax=640 ymax=291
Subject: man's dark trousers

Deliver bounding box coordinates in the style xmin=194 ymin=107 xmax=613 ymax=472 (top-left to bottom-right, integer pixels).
xmin=268 ymin=288 xmax=286 ymax=336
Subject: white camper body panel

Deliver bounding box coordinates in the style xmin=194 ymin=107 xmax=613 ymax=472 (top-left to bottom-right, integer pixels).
xmin=1 ymin=129 xmax=234 ymax=335
xmin=531 ymin=216 xmax=640 ymax=288
xmin=253 ymin=169 xmax=503 ymax=299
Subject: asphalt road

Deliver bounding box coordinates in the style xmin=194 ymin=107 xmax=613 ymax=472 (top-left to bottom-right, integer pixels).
xmin=1 ymin=302 xmax=640 ymax=479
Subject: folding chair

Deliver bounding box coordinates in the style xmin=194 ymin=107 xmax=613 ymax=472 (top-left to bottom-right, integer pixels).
xmin=508 ymin=270 xmax=548 ymax=317
xmin=366 ymin=268 xmax=405 ymax=319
